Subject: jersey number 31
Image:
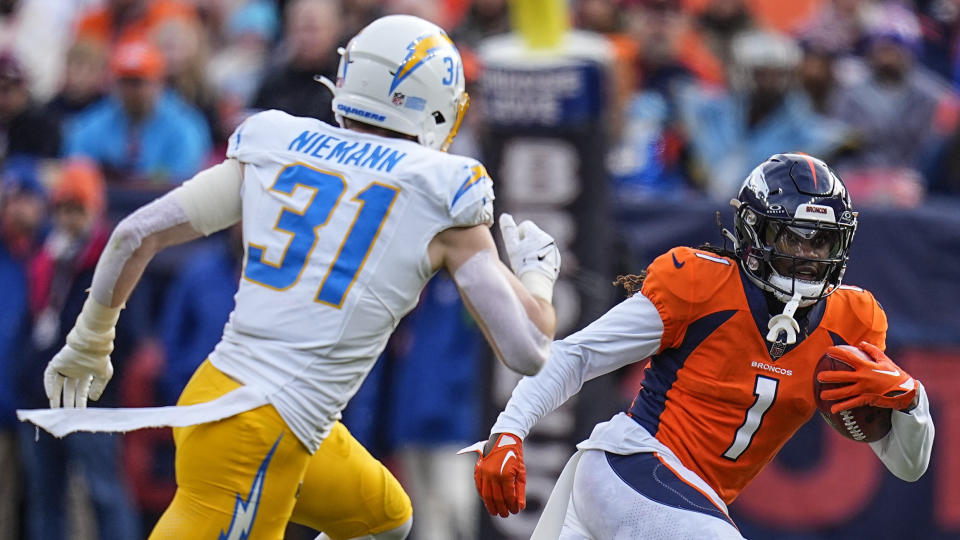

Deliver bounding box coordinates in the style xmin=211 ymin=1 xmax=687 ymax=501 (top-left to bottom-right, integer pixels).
xmin=244 ymin=163 xmax=400 ymax=307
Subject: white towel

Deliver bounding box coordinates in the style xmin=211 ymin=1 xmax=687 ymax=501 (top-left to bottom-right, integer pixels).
xmin=16 ymin=386 xmax=268 ymax=438
xmin=530 ymin=449 xmax=583 ymax=540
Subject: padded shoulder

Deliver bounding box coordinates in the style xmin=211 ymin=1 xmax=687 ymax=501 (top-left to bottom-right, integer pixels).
xmin=642 ymin=247 xmax=738 ymax=303
xmin=640 ymin=246 xmax=740 ymax=348
xmin=824 ymin=284 xmax=888 ymax=350
xmin=226 ymin=109 xmax=306 ymax=162
xmin=442 ymin=156 xmax=495 ymax=228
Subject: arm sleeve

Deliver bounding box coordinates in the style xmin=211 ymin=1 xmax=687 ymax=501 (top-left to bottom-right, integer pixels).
xmin=869 ymin=382 xmax=934 ymax=482
xmin=453 ymin=250 xmax=550 ymax=376
xmin=89 ymin=159 xmax=243 ymax=305
xmin=490 ymin=292 xmax=665 ymax=439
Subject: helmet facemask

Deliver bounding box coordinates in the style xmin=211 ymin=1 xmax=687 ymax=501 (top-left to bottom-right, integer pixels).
xmin=735 ymin=205 xmax=855 ymax=307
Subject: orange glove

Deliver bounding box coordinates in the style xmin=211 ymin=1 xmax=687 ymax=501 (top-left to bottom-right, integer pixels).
xmin=459 ymin=432 xmax=526 ymax=517
xmin=817 ymin=341 xmax=918 ymax=414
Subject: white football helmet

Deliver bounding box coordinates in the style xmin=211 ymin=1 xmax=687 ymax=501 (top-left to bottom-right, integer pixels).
xmin=320 ymin=14 xmax=469 ymax=152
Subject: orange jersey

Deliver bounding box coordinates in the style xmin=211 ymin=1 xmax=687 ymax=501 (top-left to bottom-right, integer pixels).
xmin=628 ymin=246 xmax=886 ymax=504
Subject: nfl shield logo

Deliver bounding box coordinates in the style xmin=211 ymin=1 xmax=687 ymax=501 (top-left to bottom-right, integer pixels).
xmin=769 ymin=338 xmax=787 ymax=359
xmin=392 ymin=92 xmax=405 ymax=106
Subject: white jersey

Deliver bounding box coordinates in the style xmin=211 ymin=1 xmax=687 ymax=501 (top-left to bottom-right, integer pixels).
xmin=209 ymin=110 xmax=494 ymax=452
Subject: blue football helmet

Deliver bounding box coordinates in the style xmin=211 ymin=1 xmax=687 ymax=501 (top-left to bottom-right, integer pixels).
xmin=731 ymin=153 xmax=857 ymax=306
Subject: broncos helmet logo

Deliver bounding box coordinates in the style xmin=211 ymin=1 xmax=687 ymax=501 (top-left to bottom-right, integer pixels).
xmin=389 ymin=32 xmax=455 ymax=94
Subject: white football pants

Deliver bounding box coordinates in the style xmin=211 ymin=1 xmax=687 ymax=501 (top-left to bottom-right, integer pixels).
xmin=538 ymin=449 xmax=746 ymax=540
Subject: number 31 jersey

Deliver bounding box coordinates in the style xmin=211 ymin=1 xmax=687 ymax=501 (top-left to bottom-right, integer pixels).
xmin=209 ymin=110 xmax=494 ymax=452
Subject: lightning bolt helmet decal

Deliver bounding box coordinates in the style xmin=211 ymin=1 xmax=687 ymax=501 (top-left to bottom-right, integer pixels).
xmin=389 ymin=32 xmax=455 ymax=94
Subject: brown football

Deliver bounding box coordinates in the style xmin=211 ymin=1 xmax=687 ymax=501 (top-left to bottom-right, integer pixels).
xmin=813 ymin=345 xmax=892 ymax=443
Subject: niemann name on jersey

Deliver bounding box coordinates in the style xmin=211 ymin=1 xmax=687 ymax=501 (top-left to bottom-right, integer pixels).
xmin=287 ymin=130 xmax=408 ymax=173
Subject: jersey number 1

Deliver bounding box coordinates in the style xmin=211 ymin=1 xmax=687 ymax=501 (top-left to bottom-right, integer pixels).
xmin=244 ymin=163 xmax=400 ymax=307
xmin=723 ymin=375 xmax=778 ymax=461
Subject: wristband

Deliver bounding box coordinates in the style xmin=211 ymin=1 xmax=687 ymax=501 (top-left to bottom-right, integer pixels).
xmin=79 ymin=295 xmax=122 ymax=334
xmin=520 ymin=272 xmax=555 ymax=302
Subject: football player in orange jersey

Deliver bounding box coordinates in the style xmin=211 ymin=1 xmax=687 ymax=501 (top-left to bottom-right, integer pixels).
xmin=463 ymin=153 xmax=934 ymax=539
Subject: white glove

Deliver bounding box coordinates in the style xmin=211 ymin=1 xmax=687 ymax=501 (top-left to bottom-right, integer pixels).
xmin=43 ymin=296 xmax=121 ymax=408
xmin=499 ymin=213 xmax=560 ymax=301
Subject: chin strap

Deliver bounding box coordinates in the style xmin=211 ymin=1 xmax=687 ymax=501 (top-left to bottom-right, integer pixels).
xmin=314 ymin=75 xmax=337 ymax=95
xmin=766 ymin=291 xmax=803 ymax=345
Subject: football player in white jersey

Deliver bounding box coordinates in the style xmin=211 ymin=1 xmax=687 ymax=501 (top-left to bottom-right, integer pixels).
xmin=22 ymin=15 xmax=560 ymax=540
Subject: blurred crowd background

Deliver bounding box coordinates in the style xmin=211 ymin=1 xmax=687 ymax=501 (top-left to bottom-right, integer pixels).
xmin=0 ymin=0 xmax=958 ymax=539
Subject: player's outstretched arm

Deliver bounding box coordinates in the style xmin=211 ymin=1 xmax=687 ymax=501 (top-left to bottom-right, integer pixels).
xmin=492 ymin=291 xmax=664 ymax=439
xmin=45 ymin=159 xmax=244 ymax=409
xmin=430 ymin=217 xmax=557 ymax=376
xmin=460 ymin=291 xmax=665 ymax=516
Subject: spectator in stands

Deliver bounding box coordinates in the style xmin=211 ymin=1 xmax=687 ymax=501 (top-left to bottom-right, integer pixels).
xmin=797 ymin=0 xmax=870 ymax=58
xmin=16 ymin=159 xmax=140 ymax=540
xmin=798 ymin=39 xmax=841 ymax=116
xmin=386 ymin=0 xmax=449 ymax=28
xmin=64 ymin=40 xmax=211 ymax=184
xmin=151 ymin=14 xmax=213 ymax=115
xmin=0 ymin=157 xmax=46 ymax=539
xmin=157 ymin=226 xmax=241 ymax=405
xmin=451 ymin=0 xmax=509 ymax=49
xmin=251 ymin=0 xmax=341 ymax=123
xmin=607 ymin=0 xmax=700 ymax=199
xmin=829 ymin=4 xmax=955 ymax=204
xmin=695 ymin=0 xmax=755 ymax=68
xmin=74 ymin=0 xmax=197 ymax=46
xmin=904 ymin=0 xmax=959 ymax=82
xmin=207 ymin=0 xmax=277 ymax=107
xmin=0 ymin=52 xmax=61 ymax=160
xmin=206 ymin=0 xmax=278 ymax=148
xmin=0 ymin=0 xmax=79 ymax=102
xmin=340 ymin=0 xmax=383 ymax=38
xmin=678 ymin=29 xmax=848 ymax=199
xmin=43 ymin=39 xmax=110 ymax=131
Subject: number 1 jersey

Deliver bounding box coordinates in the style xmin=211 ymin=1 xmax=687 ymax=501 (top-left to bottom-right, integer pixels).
xmin=209 ymin=110 xmax=494 ymax=452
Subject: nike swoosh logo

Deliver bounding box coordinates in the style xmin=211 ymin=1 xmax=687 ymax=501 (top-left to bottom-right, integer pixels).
xmin=872 ymin=369 xmax=900 ymax=377
xmin=672 ymin=253 xmax=685 ymax=268
xmin=537 ymin=254 xmax=546 ymax=261
xmin=500 ymin=450 xmax=517 ymax=474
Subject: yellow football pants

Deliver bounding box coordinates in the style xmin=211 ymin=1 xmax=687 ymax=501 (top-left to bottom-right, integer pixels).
xmin=149 ymin=360 xmax=412 ymax=539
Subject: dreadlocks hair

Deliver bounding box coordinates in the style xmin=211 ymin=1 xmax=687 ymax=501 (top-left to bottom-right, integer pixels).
xmin=613 ymin=272 xmax=646 ymax=297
